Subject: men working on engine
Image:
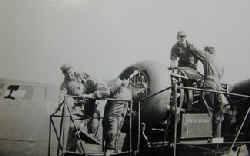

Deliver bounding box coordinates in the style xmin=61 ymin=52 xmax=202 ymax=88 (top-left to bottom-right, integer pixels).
xmin=59 ymin=64 xmax=132 ymax=155
xmin=103 ymin=76 xmax=132 ymax=156
xmin=170 ymin=31 xmax=203 ymax=110
xmin=189 ymin=46 xmax=228 ymax=138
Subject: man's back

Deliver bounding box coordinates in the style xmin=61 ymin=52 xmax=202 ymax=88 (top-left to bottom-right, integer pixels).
xmin=190 ymin=49 xmax=223 ymax=80
xmin=188 ymin=47 xmax=224 ymax=90
xmin=204 ymin=53 xmax=223 ymax=80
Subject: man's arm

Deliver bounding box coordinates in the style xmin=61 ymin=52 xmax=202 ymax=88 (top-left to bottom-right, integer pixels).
xmin=187 ymin=42 xmax=207 ymax=62
xmin=75 ymin=72 xmax=98 ymax=99
xmin=81 ymin=79 xmax=98 ymax=99
xmin=82 ymin=79 xmax=110 ymax=99
xmin=96 ymin=82 xmax=111 ymax=98
xmin=107 ymin=78 xmax=123 ymax=97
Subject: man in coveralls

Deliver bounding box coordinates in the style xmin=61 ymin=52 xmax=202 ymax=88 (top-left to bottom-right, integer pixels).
xmin=170 ymin=31 xmax=203 ymax=110
xmin=189 ymin=46 xmax=229 ymax=138
xmin=103 ymin=77 xmax=132 ymax=156
xmin=59 ymin=64 xmax=108 ymax=152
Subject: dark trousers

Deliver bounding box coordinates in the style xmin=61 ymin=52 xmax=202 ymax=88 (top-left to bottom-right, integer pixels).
xmin=203 ymin=91 xmax=223 ymax=137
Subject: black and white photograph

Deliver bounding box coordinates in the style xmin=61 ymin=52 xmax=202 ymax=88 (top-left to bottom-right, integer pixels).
xmin=0 ymin=0 xmax=250 ymax=156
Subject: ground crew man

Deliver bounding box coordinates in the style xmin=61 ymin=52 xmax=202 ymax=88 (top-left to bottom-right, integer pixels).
xmin=59 ymin=64 xmax=108 ymax=152
xmin=170 ymin=31 xmax=203 ymax=110
xmin=170 ymin=31 xmax=202 ymax=79
xmin=189 ymin=46 xmax=229 ymax=138
xmin=103 ymin=77 xmax=132 ymax=156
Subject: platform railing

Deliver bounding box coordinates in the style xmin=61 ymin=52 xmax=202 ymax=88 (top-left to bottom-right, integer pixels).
xmin=138 ymin=72 xmax=250 ymax=156
xmin=170 ymin=75 xmax=250 ymax=156
xmin=48 ymin=77 xmax=250 ymax=156
xmin=48 ymin=95 xmax=135 ymax=156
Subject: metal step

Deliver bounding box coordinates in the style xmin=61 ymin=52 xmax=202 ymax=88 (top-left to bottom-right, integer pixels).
xmin=63 ymin=151 xmax=131 ymax=156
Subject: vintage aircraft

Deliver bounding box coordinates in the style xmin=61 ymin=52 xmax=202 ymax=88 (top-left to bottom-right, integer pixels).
xmin=0 ymin=60 xmax=250 ymax=156
xmin=0 ymin=78 xmax=59 ymax=156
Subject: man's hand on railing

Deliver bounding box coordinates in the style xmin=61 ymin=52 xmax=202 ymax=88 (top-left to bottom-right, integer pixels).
xmin=168 ymin=66 xmax=189 ymax=80
xmin=82 ymin=93 xmax=95 ymax=99
xmin=170 ymin=73 xmax=188 ymax=80
xmin=168 ymin=66 xmax=180 ymax=76
xmin=168 ymin=66 xmax=178 ymax=71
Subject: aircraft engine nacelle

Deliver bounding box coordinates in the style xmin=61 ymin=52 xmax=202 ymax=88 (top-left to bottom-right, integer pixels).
xmin=230 ymin=79 xmax=250 ymax=98
xmin=229 ymin=79 xmax=250 ymax=121
xmin=119 ymin=61 xmax=171 ymax=126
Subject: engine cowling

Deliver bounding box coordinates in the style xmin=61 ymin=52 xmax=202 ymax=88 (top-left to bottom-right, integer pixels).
xmin=119 ymin=61 xmax=171 ymax=125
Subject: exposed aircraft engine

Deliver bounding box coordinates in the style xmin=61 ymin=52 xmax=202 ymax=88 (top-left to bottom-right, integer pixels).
xmin=119 ymin=61 xmax=171 ymax=125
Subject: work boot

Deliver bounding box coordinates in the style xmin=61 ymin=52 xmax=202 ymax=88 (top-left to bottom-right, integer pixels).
xmin=214 ymin=111 xmax=224 ymax=138
xmin=211 ymin=114 xmax=224 ymax=143
xmin=105 ymin=149 xmax=115 ymax=156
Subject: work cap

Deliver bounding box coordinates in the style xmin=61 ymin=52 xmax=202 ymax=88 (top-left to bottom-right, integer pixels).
xmin=204 ymin=46 xmax=215 ymax=54
xmin=60 ymin=64 xmax=73 ymax=73
xmin=177 ymin=31 xmax=187 ymax=37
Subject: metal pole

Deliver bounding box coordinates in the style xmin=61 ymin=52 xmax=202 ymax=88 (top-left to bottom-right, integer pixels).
xmin=50 ymin=115 xmax=64 ymax=152
xmin=129 ymin=100 xmax=133 ymax=156
xmin=172 ymin=79 xmax=178 ymax=156
xmin=48 ymin=116 xmax=52 ymax=156
xmin=57 ymin=101 xmax=65 ymax=156
xmin=230 ymin=104 xmax=250 ymax=150
xmin=64 ymin=99 xmax=87 ymax=155
xmin=178 ymin=86 xmax=250 ymax=98
xmin=136 ymin=100 xmax=141 ymax=154
xmin=141 ymin=87 xmax=172 ymax=102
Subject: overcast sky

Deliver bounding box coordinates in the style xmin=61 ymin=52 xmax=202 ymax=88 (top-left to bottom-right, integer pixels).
xmin=0 ymin=0 xmax=250 ymax=85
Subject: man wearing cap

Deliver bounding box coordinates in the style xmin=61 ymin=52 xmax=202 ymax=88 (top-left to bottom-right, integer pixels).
xmin=59 ymin=64 xmax=99 ymax=121
xmin=188 ymin=46 xmax=228 ymax=138
xmin=170 ymin=31 xmax=203 ymax=111
xmin=59 ymin=64 xmax=108 ymax=152
xmin=170 ymin=31 xmax=202 ymax=80
xmin=60 ymin=64 xmax=93 ymax=97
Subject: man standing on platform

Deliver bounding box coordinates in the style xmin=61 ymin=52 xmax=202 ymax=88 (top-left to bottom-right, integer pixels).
xmin=170 ymin=31 xmax=203 ymax=110
xmin=103 ymin=76 xmax=132 ymax=156
xmin=59 ymin=64 xmax=108 ymax=152
xmin=188 ymin=46 xmax=229 ymax=138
